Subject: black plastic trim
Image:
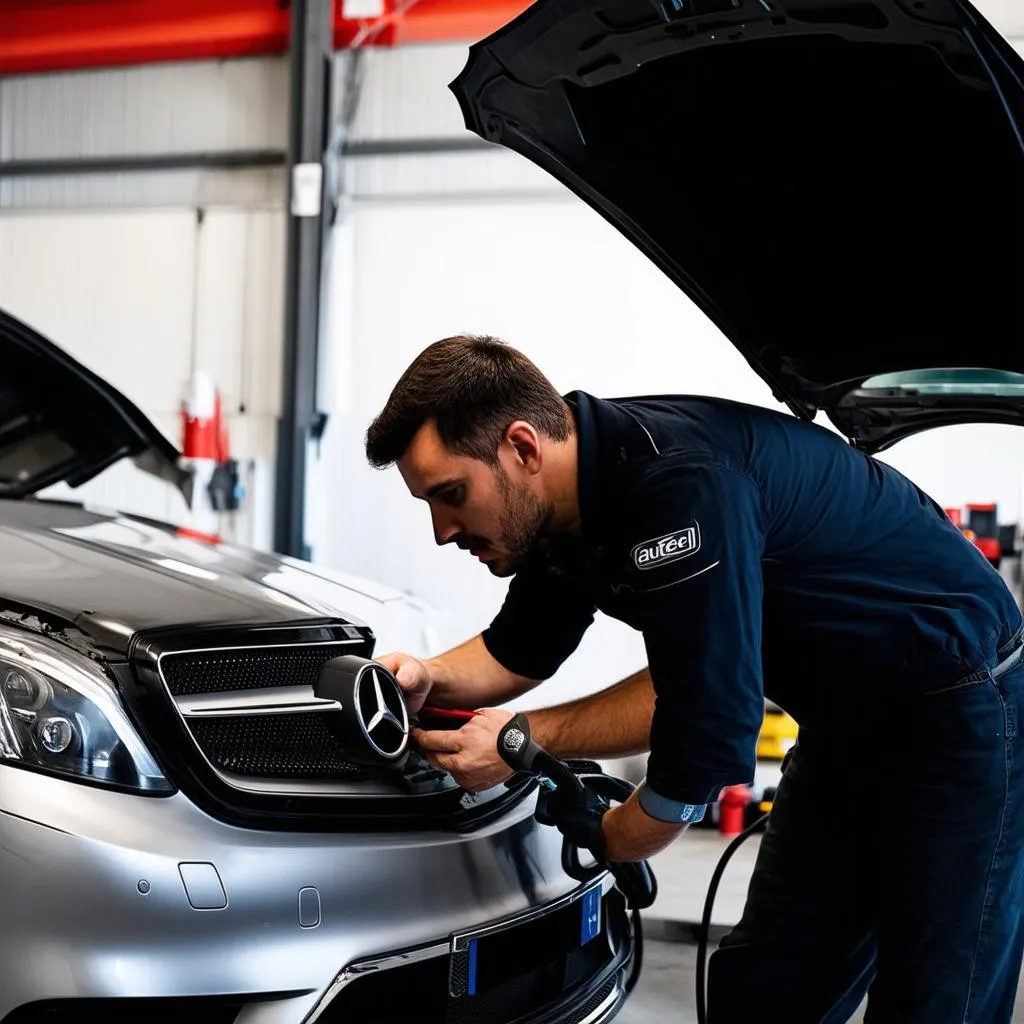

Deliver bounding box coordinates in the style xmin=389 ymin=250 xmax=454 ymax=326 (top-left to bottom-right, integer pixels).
xmin=836 ymin=392 xmax=1024 ymax=452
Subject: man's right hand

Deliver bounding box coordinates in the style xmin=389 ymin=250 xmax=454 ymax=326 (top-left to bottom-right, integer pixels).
xmin=375 ymin=651 xmax=433 ymax=712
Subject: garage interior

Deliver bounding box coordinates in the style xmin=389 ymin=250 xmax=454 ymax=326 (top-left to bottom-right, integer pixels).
xmin=3 ymin=1 xmax=1024 ymax=1022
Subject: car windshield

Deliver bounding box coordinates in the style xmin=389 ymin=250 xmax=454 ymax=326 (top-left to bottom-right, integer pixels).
xmin=861 ymin=369 xmax=1024 ymax=396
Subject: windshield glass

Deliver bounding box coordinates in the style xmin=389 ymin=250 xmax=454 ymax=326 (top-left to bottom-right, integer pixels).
xmin=862 ymin=369 xmax=1024 ymax=396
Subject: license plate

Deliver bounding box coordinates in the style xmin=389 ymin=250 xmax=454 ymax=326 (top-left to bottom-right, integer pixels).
xmin=450 ymin=880 xmax=607 ymax=999
xmin=580 ymin=884 xmax=602 ymax=945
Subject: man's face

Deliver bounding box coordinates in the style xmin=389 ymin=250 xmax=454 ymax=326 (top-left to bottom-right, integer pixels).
xmin=397 ymin=420 xmax=550 ymax=577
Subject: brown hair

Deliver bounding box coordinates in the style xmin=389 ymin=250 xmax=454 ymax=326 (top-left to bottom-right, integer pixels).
xmin=365 ymin=335 xmax=572 ymax=468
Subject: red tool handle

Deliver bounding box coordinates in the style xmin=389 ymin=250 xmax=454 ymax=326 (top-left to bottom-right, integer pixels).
xmin=419 ymin=705 xmax=478 ymax=721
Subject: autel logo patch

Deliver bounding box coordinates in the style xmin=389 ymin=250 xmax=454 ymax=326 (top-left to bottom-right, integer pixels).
xmin=631 ymin=523 xmax=701 ymax=570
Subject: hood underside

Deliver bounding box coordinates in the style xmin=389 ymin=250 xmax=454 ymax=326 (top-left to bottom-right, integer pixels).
xmin=451 ymin=0 xmax=1024 ymax=450
xmin=0 ymin=310 xmax=188 ymax=497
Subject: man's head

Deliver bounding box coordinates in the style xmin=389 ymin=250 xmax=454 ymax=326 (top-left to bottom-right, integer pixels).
xmin=366 ymin=336 xmax=575 ymax=577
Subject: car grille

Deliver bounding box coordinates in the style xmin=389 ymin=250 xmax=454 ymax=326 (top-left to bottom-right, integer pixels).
xmin=559 ymin=979 xmax=618 ymax=1024
xmin=156 ymin=639 xmax=376 ymax=788
xmin=125 ymin=623 xmax=530 ymax=831
xmin=188 ymin=712 xmax=367 ymax=780
xmin=161 ymin=644 xmax=348 ymax=696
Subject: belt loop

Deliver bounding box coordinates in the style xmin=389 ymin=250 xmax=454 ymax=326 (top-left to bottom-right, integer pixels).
xmin=992 ymin=643 xmax=1024 ymax=681
xmin=997 ymin=621 xmax=1024 ymax=660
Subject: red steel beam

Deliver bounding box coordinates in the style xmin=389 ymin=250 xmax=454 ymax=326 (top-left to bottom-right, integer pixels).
xmin=0 ymin=1 xmax=291 ymax=76
xmin=0 ymin=0 xmax=531 ymax=76
xmin=335 ymin=0 xmax=530 ymax=47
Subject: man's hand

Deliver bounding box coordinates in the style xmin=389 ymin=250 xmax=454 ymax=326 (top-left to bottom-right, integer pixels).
xmin=413 ymin=707 xmax=516 ymax=792
xmin=375 ymin=651 xmax=432 ymax=712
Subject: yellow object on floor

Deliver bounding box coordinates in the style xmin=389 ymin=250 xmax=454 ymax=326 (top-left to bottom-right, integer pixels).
xmin=756 ymin=702 xmax=798 ymax=761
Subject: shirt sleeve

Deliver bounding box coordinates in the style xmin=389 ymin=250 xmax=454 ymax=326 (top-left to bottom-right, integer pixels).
xmin=624 ymin=457 xmax=766 ymax=806
xmin=481 ymin=552 xmax=597 ymax=681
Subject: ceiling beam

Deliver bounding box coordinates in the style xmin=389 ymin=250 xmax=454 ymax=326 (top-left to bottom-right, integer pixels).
xmin=0 ymin=0 xmax=532 ymax=77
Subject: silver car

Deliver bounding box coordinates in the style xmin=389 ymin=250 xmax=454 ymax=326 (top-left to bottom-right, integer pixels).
xmin=0 ymin=307 xmax=637 ymax=1023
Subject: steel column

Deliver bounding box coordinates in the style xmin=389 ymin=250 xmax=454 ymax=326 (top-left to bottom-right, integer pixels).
xmin=274 ymin=0 xmax=333 ymax=559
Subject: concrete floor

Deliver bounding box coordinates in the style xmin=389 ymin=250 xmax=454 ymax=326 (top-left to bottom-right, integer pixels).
xmin=621 ymin=827 xmax=1024 ymax=1022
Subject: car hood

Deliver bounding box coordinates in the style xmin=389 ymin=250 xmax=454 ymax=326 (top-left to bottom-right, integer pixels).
xmin=451 ymin=0 xmax=1024 ymax=451
xmin=0 ymin=499 xmax=427 ymax=658
xmin=0 ymin=308 xmax=190 ymax=497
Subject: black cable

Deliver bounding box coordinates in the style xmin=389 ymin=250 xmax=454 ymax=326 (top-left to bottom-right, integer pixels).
xmin=626 ymin=907 xmax=644 ymax=995
xmin=695 ymin=813 xmax=770 ymax=1024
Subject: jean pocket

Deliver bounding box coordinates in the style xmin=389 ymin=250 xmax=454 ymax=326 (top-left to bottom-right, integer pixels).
xmin=922 ymin=673 xmax=991 ymax=698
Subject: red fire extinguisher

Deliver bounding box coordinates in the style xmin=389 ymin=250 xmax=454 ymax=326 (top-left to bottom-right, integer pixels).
xmin=181 ymin=371 xmax=228 ymax=463
xmin=718 ymin=785 xmax=753 ymax=837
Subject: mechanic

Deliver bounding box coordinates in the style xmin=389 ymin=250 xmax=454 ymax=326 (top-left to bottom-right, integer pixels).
xmin=365 ymin=335 xmax=1024 ymax=1024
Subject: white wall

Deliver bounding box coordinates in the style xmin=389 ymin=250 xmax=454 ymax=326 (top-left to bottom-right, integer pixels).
xmin=877 ymin=427 xmax=1024 ymax=526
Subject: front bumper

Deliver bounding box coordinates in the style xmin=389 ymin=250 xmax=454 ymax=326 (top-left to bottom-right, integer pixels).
xmin=0 ymin=766 xmax=632 ymax=1023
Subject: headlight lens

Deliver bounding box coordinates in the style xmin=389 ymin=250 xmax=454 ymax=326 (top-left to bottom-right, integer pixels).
xmin=0 ymin=627 xmax=172 ymax=793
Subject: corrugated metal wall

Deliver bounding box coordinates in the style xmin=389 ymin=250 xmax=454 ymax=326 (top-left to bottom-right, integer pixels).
xmin=348 ymin=44 xmax=467 ymax=141
xmin=0 ymin=58 xmax=287 ymax=159
xmin=0 ymin=168 xmax=284 ymax=211
xmin=0 ymin=57 xmax=287 ymax=210
xmin=341 ymin=44 xmax=565 ymax=201
xmin=0 ymin=57 xmax=288 ymax=548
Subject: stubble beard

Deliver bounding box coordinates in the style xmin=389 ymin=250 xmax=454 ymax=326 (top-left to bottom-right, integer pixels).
xmin=490 ymin=468 xmax=552 ymax=577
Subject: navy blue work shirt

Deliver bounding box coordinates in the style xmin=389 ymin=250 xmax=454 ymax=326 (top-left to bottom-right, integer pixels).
xmin=481 ymin=392 xmax=1022 ymax=820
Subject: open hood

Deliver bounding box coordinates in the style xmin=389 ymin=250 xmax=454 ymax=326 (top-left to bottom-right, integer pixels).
xmin=0 ymin=309 xmax=190 ymax=498
xmin=451 ymin=0 xmax=1024 ymax=451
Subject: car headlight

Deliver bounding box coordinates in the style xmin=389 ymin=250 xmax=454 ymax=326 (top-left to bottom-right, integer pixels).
xmin=0 ymin=626 xmax=172 ymax=793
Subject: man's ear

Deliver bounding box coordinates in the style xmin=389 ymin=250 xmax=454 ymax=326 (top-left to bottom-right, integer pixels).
xmin=504 ymin=421 xmax=543 ymax=472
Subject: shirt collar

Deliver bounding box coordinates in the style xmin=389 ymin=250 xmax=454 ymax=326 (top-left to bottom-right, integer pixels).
xmin=564 ymin=390 xmax=601 ymax=547
xmin=563 ymin=390 xmax=660 ymax=549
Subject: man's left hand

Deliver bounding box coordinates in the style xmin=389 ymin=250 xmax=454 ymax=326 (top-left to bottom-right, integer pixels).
xmin=413 ymin=707 xmax=516 ymax=792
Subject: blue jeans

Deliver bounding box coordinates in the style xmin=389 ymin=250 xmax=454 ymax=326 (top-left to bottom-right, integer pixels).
xmin=707 ymin=658 xmax=1024 ymax=1023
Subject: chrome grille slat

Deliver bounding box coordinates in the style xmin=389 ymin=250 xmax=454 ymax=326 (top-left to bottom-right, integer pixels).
xmin=175 ymin=684 xmax=338 ymax=717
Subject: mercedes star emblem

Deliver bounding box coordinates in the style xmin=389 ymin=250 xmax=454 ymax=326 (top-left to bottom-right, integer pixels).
xmin=314 ymin=654 xmax=412 ymax=766
xmin=354 ymin=665 xmax=410 ymax=761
